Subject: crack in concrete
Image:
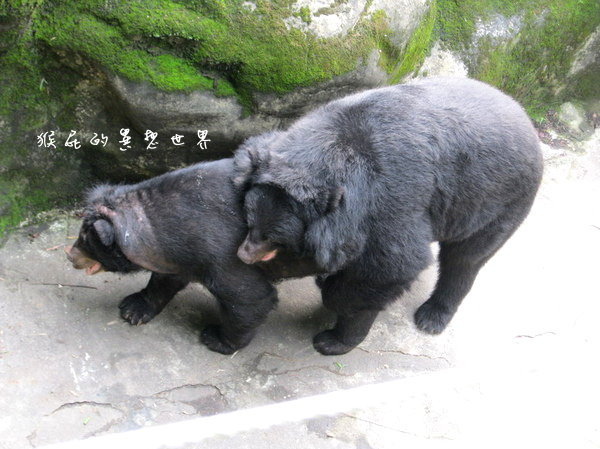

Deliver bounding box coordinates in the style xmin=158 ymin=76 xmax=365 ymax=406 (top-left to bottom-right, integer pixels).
xmin=260 ymin=364 xmax=355 ymax=378
xmin=36 ymin=383 xmax=229 ymax=441
xmin=27 ymin=402 xmax=125 ymax=448
xmin=356 ymin=347 xmax=451 ymax=366
xmin=514 ymin=331 xmax=557 ymax=339
xmin=47 ymin=401 xmax=123 ymax=416
xmin=85 ymin=417 xmax=126 ymax=439
xmin=249 ymin=351 xmax=355 ymax=377
xmin=153 ymin=382 xmax=226 ymax=398
xmin=257 ymin=351 xmax=288 ymax=361
xmin=25 ymin=429 xmax=37 ymax=448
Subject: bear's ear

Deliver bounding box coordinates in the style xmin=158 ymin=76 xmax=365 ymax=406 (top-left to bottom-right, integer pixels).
xmin=305 ymin=215 xmax=366 ymax=273
xmin=304 ymin=190 xmax=366 ymax=272
xmin=253 ymin=153 xmax=326 ymax=207
xmin=233 ymin=148 xmax=259 ymax=188
xmin=232 ymin=132 xmax=284 ymax=189
xmin=93 ymin=219 xmax=115 ymax=247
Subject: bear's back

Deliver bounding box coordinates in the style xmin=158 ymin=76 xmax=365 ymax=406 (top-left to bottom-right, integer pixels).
xmin=309 ymin=78 xmax=543 ymax=240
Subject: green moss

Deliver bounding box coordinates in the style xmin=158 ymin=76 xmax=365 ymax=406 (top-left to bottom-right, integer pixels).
xmin=0 ymin=3 xmax=49 ymax=130
xmin=471 ymin=0 xmax=600 ymax=118
xmin=435 ymin=0 xmax=475 ymax=48
xmin=0 ymin=46 xmax=48 ymax=129
xmin=2 ymin=1 xmax=405 ymax=238
xmin=0 ymin=3 xmax=90 ymax=238
xmin=151 ymin=54 xmax=214 ymax=91
xmin=0 ymin=180 xmax=52 ymax=238
xmin=192 ymin=2 xmax=379 ymax=94
xmin=389 ymin=0 xmax=437 ymax=82
xmin=91 ymin=0 xmax=226 ymax=39
xmin=5 ymin=0 xmax=599 ymax=119
xmin=364 ymin=9 xmax=399 ymax=73
xmin=214 ymin=78 xmax=237 ymax=97
xmin=432 ymin=0 xmax=600 ymax=118
xmin=27 ymin=0 xmax=397 ymax=98
xmin=368 ymin=1 xmax=441 ymax=82
xmin=32 ymin=1 xmax=233 ymax=95
xmin=297 ymin=6 xmax=311 ymax=24
xmin=435 ymin=0 xmax=533 ymax=50
xmin=567 ymin=68 xmax=600 ymax=102
xmin=315 ymin=0 xmax=350 ymax=16
xmin=34 ymin=8 xmax=217 ymax=93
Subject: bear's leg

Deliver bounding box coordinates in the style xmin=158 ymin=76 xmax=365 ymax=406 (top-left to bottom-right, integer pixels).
xmin=313 ymin=309 xmax=379 ymax=356
xmin=314 ymin=274 xmax=413 ymax=356
xmin=415 ymin=203 xmax=532 ymax=334
xmin=200 ymin=267 xmax=277 ymax=355
xmin=120 ymin=273 xmax=189 ymax=325
xmin=314 ymin=235 xmax=434 ymax=355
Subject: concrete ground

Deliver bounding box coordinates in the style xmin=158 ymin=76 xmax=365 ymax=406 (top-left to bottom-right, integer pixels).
xmin=0 ymin=133 xmax=599 ymax=448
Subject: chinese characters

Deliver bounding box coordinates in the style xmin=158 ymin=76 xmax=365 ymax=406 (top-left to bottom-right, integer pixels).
xmin=36 ymin=129 xmax=211 ymax=151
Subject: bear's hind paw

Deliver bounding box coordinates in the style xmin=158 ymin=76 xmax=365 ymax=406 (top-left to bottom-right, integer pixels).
xmin=200 ymin=325 xmax=239 ymax=355
xmin=313 ymin=330 xmax=357 ymax=356
xmin=414 ymin=301 xmax=453 ymax=335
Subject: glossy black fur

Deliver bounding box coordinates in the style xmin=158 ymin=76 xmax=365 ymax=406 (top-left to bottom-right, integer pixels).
xmin=233 ymin=77 xmax=544 ymax=355
xmin=71 ymin=159 xmax=318 ymax=355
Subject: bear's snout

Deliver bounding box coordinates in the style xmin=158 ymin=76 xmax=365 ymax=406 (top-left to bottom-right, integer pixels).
xmin=237 ymin=238 xmax=278 ymax=264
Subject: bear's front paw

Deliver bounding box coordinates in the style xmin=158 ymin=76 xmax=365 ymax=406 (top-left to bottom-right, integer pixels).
xmin=414 ymin=301 xmax=452 ymax=334
xmin=200 ymin=325 xmax=238 ymax=355
xmin=313 ymin=330 xmax=356 ymax=356
xmin=119 ymin=292 xmax=157 ymax=325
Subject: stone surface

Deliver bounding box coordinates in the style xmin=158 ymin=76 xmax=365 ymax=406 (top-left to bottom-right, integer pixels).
xmin=558 ymin=102 xmax=594 ymax=139
xmin=0 ymin=135 xmax=599 ymax=448
xmin=66 ymin=51 xmax=389 ymax=184
xmin=366 ymin=0 xmax=429 ymax=48
xmin=473 ymin=13 xmax=523 ymax=43
xmin=42 ymin=11 xmax=414 ymax=184
xmin=285 ymin=0 xmax=366 ymax=38
xmin=569 ymin=25 xmax=600 ymax=78
xmin=88 ymin=1 xmax=427 ymax=180
xmin=107 ymin=48 xmax=388 ymax=160
xmin=284 ymin=0 xmax=428 ymax=47
xmin=457 ymin=12 xmax=525 ymax=76
xmin=0 ymin=0 xmax=436 ymax=220
xmin=24 ymin=48 xmax=389 ymax=188
xmin=416 ymin=41 xmax=469 ymax=78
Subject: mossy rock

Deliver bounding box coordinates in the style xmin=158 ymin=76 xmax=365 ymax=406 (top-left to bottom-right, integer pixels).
xmin=434 ymin=0 xmax=600 ymax=120
xmin=1 ymin=0 xmax=599 ymax=238
xmin=0 ymin=0 xmax=434 ymax=237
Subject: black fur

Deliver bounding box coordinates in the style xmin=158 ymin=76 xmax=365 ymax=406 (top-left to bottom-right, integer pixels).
xmin=233 ymin=77 xmax=543 ymax=354
xmin=68 ymin=160 xmax=318 ymax=354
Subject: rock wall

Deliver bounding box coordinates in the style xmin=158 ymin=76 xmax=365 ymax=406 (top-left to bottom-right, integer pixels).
xmin=0 ymin=0 xmax=598 ymax=236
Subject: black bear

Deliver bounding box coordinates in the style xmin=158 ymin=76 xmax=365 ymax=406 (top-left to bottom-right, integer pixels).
xmin=65 ymin=159 xmax=319 ymax=355
xmin=233 ymin=77 xmax=543 ymax=355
